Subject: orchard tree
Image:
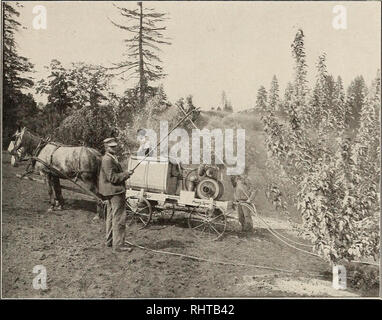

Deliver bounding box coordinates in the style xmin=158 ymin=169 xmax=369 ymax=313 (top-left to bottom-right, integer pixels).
xmin=332 ymin=76 xmax=347 ymax=130
xmin=311 ymin=54 xmax=333 ymax=130
xmin=268 ymin=75 xmax=280 ymax=112
xmin=261 ymin=29 xmax=380 ymax=264
xmin=280 ymin=81 xmax=293 ymax=116
xmin=290 ymin=29 xmax=309 ymax=130
xmin=297 ymin=136 xmax=362 ymax=262
xmin=255 ymin=86 xmax=268 ymax=111
xmin=110 ymin=2 xmax=171 ymax=108
xmin=351 ymin=72 xmax=380 ymax=214
xmin=346 ymin=76 xmax=368 ymax=129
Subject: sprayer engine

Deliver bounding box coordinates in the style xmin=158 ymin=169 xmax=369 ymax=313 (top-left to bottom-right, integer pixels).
xmin=184 ymin=164 xmax=224 ymax=200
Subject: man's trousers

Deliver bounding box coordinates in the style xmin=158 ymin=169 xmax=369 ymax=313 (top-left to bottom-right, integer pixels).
xmin=105 ymin=193 xmax=126 ymax=248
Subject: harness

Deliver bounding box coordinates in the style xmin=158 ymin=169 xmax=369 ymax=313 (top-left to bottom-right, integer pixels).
xmin=20 ymin=137 xmax=50 ymax=178
xmin=73 ymin=146 xmax=85 ymax=182
xmin=50 ymin=144 xmax=61 ymax=165
xmin=47 ymin=143 xmax=87 ymax=180
xmin=21 ymin=138 xmax=91 ymax=180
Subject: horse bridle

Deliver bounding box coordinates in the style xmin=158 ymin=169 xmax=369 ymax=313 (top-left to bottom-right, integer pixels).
xmin=18 ymin=130 xmax=50 ymax=178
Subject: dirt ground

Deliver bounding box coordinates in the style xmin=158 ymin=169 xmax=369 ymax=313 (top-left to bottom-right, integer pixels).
xmin=1 ymin=152 xmax=368 ymax=298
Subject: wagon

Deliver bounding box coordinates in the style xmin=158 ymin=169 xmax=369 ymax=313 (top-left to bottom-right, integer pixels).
xmin=125 ymin=156 xmax=235 ymax=240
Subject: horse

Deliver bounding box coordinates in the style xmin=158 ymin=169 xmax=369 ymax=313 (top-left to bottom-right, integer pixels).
xmin=8 ymin=128 xmax=26 ymax=167
xmin=11 ymin=127 xmax=103 ymax=213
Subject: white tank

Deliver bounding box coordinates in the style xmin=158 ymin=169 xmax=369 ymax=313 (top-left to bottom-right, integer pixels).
xmin=126 ymin=156 xmax=179 ymax=194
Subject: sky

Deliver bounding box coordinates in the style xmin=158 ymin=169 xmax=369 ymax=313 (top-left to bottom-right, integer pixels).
xmin=12 ymin=1 xmax=381 ymax=111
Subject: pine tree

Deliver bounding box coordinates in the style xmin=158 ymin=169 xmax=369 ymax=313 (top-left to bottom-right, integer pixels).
xmin=268 ymin=75 xmax=280 ymax=111
xmin=221 ymin=91 xmax=233 ymax=112
xmin=110 ymin=2 xmax=171 ymax=108
xmin=3 ymin=2 xmax=35 ymax=146
xmin=255 ymin=86 xmax=268 ymax=111
xmin=221 ymin=91 xmax=227 ymax=110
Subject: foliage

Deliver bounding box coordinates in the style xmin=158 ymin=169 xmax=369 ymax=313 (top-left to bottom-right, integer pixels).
xmin=221 ymin=91 xmax=233 ymax=112
xmin=290 ymin=29 xmax=310 ymax=129
xmin=36 ymin=60 xmax=74 ymax=131
xmin=268 ymin=75 xmax=280 ymax=112
xmin=346 ymin=76 xmax=368 ymax=129
xmin=174 ymin=95 xmax=200 ymax=128
xmin=68 ymin=63 xmax=111 ymax=109
xmin=280 ymin=82 xmax=294 ymax=117
xmin=311 ymin=53 xmax=335 ymax=130
xmin=55 ymin=104 xmax=115 ymax=150
xmin=111 ymin=88 xmax=201 ymax=161
xmin=3 ymin=2 xmax=35 ymax=147
xmin=110 ymin=2 xmax=171 ymax=107
xmin=260 ymin=29 xmax=380 ymax=263
xmin=344 ymin=262 xmax=379 ymax=294
xmin=255 ymin=86 xmax=268 ymax=111
xmin=36 ymin=60 xmax=113 ymax=140
xmin=331 ymin=76 xmax=347 ymax=130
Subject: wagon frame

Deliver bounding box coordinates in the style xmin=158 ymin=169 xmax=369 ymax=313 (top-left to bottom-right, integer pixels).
xmin=125 ymin=187 xmax=235 ymax=241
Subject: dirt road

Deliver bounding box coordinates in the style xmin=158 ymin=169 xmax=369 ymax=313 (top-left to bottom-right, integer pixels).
xmin=2 ymin=152 xmax=362 ymax=298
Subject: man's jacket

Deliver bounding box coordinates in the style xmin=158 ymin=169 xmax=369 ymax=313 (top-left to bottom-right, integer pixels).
xmin=98 ymin=153 xmax=130 ymax=196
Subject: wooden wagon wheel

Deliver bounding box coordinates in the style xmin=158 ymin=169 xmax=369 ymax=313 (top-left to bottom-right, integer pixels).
xmin=188 ymin=207 xmax=227 ymax=241
xmin=125 ymin=197 xmax=152 ymax=229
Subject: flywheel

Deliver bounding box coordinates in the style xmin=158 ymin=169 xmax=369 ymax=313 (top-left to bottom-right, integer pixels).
xmin=196 ymin=178 xmax=223 ymax=200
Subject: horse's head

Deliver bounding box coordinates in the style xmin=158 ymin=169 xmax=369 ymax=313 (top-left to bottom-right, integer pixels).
xmin=11 ymin=127 xmax=26 ymax=154
xmin=13 ymin=128 xmax=43 ymax=156
xmin=12 ymin=126 xmax=22 ymax=138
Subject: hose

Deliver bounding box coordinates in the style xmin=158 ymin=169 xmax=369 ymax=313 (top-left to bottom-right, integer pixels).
xmin=239 ymin=202 xmax=380 ymax=267
xmin=124 ymin=239 xmax=323 ymax=277
xmin=236 ymin=202 xmax=321 ymax=259
xmin=241 ymin=202 xmax=313 ymax=248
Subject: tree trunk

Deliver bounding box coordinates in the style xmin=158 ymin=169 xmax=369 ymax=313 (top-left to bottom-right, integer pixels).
xmin=138 ymin=2 xmax=145 ymax=108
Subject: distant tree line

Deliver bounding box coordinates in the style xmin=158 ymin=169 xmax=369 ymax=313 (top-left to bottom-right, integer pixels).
xmin=3 ymin=2 xmax=37 ymax=147
xmin=2 ymin=2 xmax=197 ymax=153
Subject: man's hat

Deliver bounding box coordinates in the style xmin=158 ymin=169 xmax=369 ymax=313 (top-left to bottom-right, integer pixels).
xmin=103 ymin=137 xmax=118 ymax=147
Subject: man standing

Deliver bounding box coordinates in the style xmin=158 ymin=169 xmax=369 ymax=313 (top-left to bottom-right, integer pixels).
xmin=231 ymin=175 xmax=256 ymax=233
xmin=99 ymin=137 xmax=133 ymax=252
